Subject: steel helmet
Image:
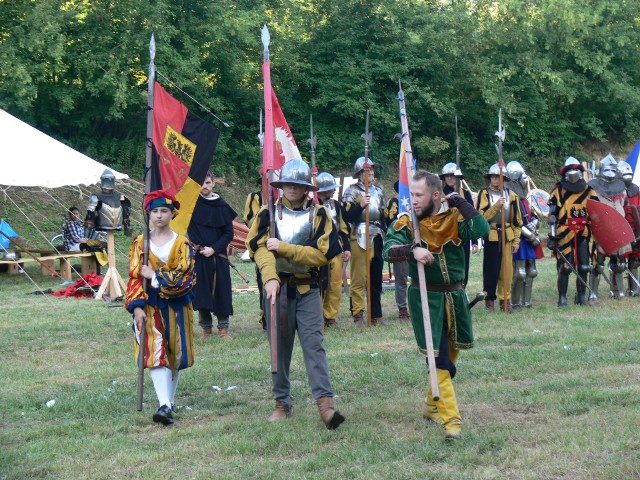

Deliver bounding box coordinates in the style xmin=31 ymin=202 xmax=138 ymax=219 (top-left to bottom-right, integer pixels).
xmin=316 ymin=172 xmax=340 ymax=193
xmin=100 ymin=169 xmax=116 ymax=192
xmin=599 ymin=154 xmax=617 ymax=180
xmin=483 ymin=163 xmax=507 ymax=179
xmin=560 ymin=156 xmax=585 ymax=176
xmin=617 ymin=160 xmax=633 ymax=186
xmin=439 ymin=162 xmax=463 ymax=179
xmin=271 ymin=159 xmax=318 ymax=190
xmin=353 ymin=156 xmax=375 ymax=178
xmin=506 ymin=160 xmax=530 ymax=187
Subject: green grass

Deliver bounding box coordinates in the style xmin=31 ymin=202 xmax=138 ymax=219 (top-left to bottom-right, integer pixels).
xmin=1 ymin=252 xmax=640 ymax=480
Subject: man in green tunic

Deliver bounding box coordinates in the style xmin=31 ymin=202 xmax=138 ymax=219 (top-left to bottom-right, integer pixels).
xmin=383 ymin=170 xmax=489 ymax=440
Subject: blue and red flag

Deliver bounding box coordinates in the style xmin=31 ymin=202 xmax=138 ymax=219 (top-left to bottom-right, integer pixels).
xmin=398 ymin=142 xmax=411 ymax=213
xmin=625 ymin=139 xmax=640 ymax=186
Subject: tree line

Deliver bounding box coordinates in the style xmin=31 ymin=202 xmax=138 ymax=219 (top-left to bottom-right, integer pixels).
xmin=2 ymin=0 xmax=639 ymax=186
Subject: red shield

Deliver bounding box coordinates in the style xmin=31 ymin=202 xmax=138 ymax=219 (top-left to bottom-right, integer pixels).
xmin=587 ymin=199 xmax=635 ymax=255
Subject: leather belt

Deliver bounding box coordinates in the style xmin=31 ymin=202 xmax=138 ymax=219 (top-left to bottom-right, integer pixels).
xmin=410 ymin=278 xmax=463 ymax=292
xmin=278 ymin=274 xmax=319 ymax=287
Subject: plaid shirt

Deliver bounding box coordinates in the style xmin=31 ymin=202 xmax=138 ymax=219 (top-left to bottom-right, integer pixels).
xmin=62 ymin=220 xmax=84 ymax=250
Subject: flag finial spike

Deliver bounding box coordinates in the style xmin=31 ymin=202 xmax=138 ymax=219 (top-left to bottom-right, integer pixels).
xmin=261 ymin=25 xmax=270 ymax=50
xmin=149 ymin=33 xmax=155 ymax=61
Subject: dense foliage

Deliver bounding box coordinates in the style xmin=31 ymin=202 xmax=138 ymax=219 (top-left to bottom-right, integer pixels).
xmin=2 ymin=0 xmax=640 ymax=183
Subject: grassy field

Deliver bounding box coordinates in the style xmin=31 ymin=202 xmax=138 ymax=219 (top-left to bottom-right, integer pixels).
xmin=1 ymin=249 xmax=639 ymax=480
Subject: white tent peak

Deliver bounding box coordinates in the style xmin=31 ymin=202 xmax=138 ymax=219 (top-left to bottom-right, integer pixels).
xmin=0 ymin=109 xmax=129 ymax=189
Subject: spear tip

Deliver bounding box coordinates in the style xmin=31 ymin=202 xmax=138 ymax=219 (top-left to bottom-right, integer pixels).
xmin=149 ymin=32 xmax=156 ymax=60
xmin=261 ymin=25 xmax=270 ymax=50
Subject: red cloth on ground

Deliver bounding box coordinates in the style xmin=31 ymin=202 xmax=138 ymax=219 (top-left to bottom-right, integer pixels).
xmin=52 ymin=273 xmax=103 ymax=298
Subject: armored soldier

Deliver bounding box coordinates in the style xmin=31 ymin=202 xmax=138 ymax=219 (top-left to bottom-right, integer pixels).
xmin=85 ymin=169 xmax=132 ymax=240
xmin=386 ymin=181 xmax=409 ymax=321
xmin=618 ymin=161 xmax=640 ymax=296
xmin=343 ymin=157 xmax=387 ymax=325
xmin=505 ymin=161 xmax=544 ymax=309
xmin=476 ymin=163 xmax=523 ymax=312
xmin=246 ymin=159 xmax=345 ymax=429
xmin=547 ymin=157 xmax=599 ymax=306
xmin=316 ymin=172 xmax=351 ymax=327
xmin=588 ymin=155 xmax=629 ymax=299
xmin=440 ymin=162 xmax=479 ymax=288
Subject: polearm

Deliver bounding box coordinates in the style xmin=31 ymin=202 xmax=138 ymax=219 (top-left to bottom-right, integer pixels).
xmin=397 ymin=82 xmax=439 ymax=400
xmin=455 ymin=116 xmax=461 ymax=194
xmin=338 ymin=174 xmax=349 ymax=294
xmin=495 ymin=109 xmax=510 ymax=313
xmin=258 ymin=109 xmax=265 ymax=201
xmin=138 ymin=32 xmax=155 ymax=411
xmin=262 ymin=25 xmax=278 ymax=374
xmin=308 ymin=115 xmax=318 ymax=201
xmin=361 ymin=109 xmax=373 ymax=328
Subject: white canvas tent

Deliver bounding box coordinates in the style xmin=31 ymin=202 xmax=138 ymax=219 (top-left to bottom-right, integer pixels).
xmin=0 ymin=109 xmax=144 ymax=293
xmin=0 ymin=109 xmax=129 ymax=188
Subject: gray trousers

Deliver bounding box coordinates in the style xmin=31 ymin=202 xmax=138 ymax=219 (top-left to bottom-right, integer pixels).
xmin=264 ymin=287 xmax=334 ymax=410
xmin=394 ymin=260 xmax=408 ymax=308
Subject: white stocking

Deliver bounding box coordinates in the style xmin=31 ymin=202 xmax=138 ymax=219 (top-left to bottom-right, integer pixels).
xmin=149 ymin=367 xmax=171 ymax=408
xmin=170 ymin=370 xmax=181 ymax=406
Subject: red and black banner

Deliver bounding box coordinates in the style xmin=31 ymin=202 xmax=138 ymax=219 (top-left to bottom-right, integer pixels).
xmin=151 ymin=82 xmax=220 ymax=234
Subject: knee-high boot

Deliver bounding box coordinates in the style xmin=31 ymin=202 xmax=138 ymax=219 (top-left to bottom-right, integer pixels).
xmin=423 ymin=381 xmax=443 ymax=425
xmin=434 ymin=369 xmax=461 ymax=440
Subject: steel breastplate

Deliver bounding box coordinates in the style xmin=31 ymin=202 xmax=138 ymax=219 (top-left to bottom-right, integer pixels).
xmin=326 ymin=201 xmax=339 ymax=227
xmin=488 ymin=189 xmax=511 ymax=224
xmin=275 ymin=204 xmax=314 ymax=274
xmin=357 ymin=187 xmax=383 ymax=223
xmin=97 ymin=203 xmax=123 ymax=230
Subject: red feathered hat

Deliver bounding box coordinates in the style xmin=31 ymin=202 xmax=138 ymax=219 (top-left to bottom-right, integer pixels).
xmin=144 ymin=190 xmax=180 ymax=211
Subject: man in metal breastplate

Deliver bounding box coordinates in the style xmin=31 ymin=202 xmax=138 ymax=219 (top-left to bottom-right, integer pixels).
xmin=342 ymin=157 xmax=386 ymax=325
xmin=246 ymin=159 xmax=345 ymax=429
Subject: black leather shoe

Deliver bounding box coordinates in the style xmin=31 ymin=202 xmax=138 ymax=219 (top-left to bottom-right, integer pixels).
xmin=153 ymin=405 xmax=174 ymax=425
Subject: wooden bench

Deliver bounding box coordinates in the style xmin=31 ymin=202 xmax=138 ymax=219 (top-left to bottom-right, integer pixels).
xmin=0 ymin=252 xmax=97 ymax=280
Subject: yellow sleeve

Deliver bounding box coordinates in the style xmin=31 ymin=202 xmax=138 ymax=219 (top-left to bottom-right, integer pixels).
xmin=246 ymin=206 xmax=279 ymax=283
xmin=243 ymin=192 xmax=261 ymax=229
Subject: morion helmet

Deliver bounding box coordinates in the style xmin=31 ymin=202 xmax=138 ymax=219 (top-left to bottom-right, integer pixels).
xmin=316 ymin=172 xmax=340 ymax=193
xmin=353 ymin=156 xmax=375 ymax=179
xmin=271 ymin=159 xmax=318 ymax=191
xmin=483 ymin=163 xmax=507 ymax=179
xmin=439 ymin=162 xmax=463 ymax=179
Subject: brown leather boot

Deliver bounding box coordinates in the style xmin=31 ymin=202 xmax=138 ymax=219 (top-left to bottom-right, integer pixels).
xmin=484 ymin=299 xmax=495 ymax=313
xmin=398 ymin=307 xmax=410 ymax=322
xmin=268 ymin=400 xmax=292 ymax=422
xmin=498 ymin=300 xmax=512 ymax=314
xmin=218 ymin=328 xmax=232 ymax=339
xmin=353 ymin=312 xmax=365 ymax=326
xmin=203 ymin=327 xmax=213 ymax=340
xmin=372 ymin=316 xmax=387 ymax=326
xmin=316 ymin=397 xmax=345 ymax=430
xmin=324 ymin=318 xmax=336 ymax=328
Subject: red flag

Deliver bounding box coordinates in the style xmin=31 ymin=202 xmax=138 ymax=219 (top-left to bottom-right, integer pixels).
xmin=262 ymin=58 xmax=302 ymax=202
xmin=150 ymin=82 xmax=219 ymax=234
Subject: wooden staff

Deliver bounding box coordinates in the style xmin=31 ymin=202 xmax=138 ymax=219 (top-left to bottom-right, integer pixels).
xmin=361 ymin=110 xmax=373 ymax=327
xmin=137 ymin=33 xmax=155 ymax=411
xmin=397 ymin=82 xmax=439 ymax=400
xmin=262 ymin=25 xmax=278 ymax=374
xmin=0 ymin=230 xmax=60 ymax=278
xmin=496 ymin=109 xmax=509 ymax=313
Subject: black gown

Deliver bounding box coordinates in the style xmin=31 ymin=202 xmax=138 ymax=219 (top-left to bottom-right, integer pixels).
xmin=187 ymin=194 xmax=237 ymax=317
